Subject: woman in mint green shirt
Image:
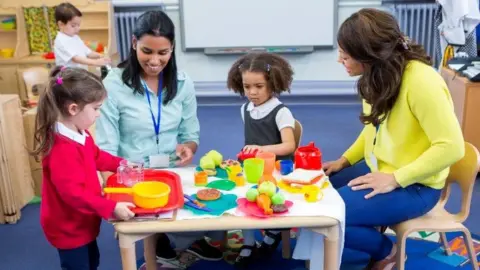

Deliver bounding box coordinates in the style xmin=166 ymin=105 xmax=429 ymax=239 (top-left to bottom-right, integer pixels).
xmin=96 ymin=10 xmax=223 ymax=265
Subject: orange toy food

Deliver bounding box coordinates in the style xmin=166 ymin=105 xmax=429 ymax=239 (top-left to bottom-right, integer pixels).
xmin=258 ymin=174 xmax=277 ymax=186
xmin=256 ymin=194 xmax=273 ymax=215
xmin=197 ymin=188 xmax=221 ymax=201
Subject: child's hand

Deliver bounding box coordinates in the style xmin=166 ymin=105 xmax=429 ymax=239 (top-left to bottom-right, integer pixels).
xmin=114 ymin=202 xmax=135 ymax=220
xmin=243 ymin=145 xmax=263 ymax=154
xmin=95 ymin=58 xmax=111 ymax=66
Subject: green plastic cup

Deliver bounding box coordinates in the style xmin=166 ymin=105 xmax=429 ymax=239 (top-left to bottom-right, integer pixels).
xmin=243 ymin=158 xmax=265 ymax=184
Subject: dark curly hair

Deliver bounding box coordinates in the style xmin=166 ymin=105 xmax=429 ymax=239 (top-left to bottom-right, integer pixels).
xmin=338 ymin=8 xmax=431 ymax=126
xmin=227 ymin=52 xmax=294 ymax=96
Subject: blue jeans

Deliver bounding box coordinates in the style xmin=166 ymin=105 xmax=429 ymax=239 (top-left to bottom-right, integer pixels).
xmin=331 ymin=160 xmax=441 ymax=260
xmin=57 ymin=240 xmax=99 ymax=270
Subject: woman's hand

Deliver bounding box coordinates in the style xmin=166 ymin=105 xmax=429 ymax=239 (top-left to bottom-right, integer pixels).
xmin=323 ymin=156 xmax=350 ymax=176
xmin=348 ymin=172 xmax=400 ymax=199
xmin=175 ymin=144 xmax=194 ymax=166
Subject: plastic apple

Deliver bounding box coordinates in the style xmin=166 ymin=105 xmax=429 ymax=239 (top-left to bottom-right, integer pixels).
xmin=271 ymin=193 xmax=285 ymax=205
xmin=207 ymin=150 xmax=223 ymax=166
xmin=199 ymin=156 xmax=215 ymax=170
xmin=246 ymin=188 xmax=259 ymax=202
xmin=258 ymin=181 xmax=276 ymax=197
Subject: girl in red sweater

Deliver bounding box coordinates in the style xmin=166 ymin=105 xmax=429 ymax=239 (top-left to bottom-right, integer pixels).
xmin=31 ymin=66 xmax=135 ymax=270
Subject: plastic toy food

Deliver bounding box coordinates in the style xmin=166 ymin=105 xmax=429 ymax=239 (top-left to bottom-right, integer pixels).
xmin=271 ymin=193 xmax=285 ymax=205
xmin=206 ymin=150 xmax=223 ymax=166
xmin=258 ymin=181 xmax=276 ymax=197
xmin=256 ymin=194 xmax=273 ymax=215
xmin=245 ymin=181 xmax=286 ymax=215
xmin=199 ymin=156 xmax=215 ymax=170
xmin=220 ymin=159 xmax=241 ymax=169
xmin=237 ymin=148 xmax=259 ymax=161
xmin=258 ymin=174 xmax=277 ymax=186
xmin=272 ymin=204 xmax=288 ymax=213
xmin=196 ymin=188 xmax=221 ymax=201
xmin=246 ymin=188 xmax=259 ymax=202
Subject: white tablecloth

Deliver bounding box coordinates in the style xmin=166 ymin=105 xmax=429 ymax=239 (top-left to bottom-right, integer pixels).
xmin=165 ymin=167 xmax=345 ymax=270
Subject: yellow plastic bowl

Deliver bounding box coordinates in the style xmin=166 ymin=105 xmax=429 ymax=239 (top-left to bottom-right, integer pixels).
xmin=0 ymin=48 xmax=14 ymax=58
xmin=104 ymin=181 xmax=171 ymax=209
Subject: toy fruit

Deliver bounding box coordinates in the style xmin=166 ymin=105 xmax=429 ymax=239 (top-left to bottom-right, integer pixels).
xmin=256 ymin=194 xmax=273 ymax=215
xmin=199 ymin=156 xmax=215 ymax=170
xmin=272 ymin=204 xmax=288 ymax=213
xmin=258 ymin=181 xmax=276 ymax=197
xmin=206 ymin=150 xmax=223 ymax=166
xmin=271 ymin=193 xmax=285 ymax=205
xmin=258 ymin=174 xmax=276 ymax=186
xmin=246 ymin=188 xmax=259 ymax=202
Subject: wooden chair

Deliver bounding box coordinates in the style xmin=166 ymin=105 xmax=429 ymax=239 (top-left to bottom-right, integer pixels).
xmin=390 ymin=142 xmax=480 ymax=270
xmin=20 ymin=67 xmax=50 ymax=106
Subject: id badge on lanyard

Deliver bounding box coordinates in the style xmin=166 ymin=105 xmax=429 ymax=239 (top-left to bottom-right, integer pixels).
xmin=143 ymin=73 xmax=169 ymax=168
xmin=369 ymin=124 xmax=380 ymax=171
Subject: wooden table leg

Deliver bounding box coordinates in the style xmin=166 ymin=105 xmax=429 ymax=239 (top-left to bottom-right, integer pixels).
xmin=118 ymin=233 xmax=138 ymax=270
xmin=323 ymin=225 xmax=339 ymax=270
xmin=312 ymin=224 xmax=340 ymax=270
xmin=144 ymin=234 xmax=158 ymax=270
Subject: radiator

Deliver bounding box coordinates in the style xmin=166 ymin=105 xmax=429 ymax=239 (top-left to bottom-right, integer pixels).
xmin=115 ymin=12 xmax=144 ymax=60
xmin=114 ymin=6 xmax=166 ymax=61
xmin=388 ymin=3 xmax=440 ymax=66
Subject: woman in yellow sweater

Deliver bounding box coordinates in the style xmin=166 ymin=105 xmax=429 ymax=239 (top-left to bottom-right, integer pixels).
xmin=325 ymin=8 xmax=464 ymax=269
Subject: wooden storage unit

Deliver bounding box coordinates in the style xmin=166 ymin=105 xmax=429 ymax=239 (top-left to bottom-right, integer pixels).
xmin=0 ymin=0 xmax=118 ymax=105
xmin=441 ymin=68 xmax=480 ymax=157
xmin=0 ymin=95 xmax=35 ymax=224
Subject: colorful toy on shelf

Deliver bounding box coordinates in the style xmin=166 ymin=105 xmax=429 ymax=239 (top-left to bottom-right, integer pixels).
xmin=0 ymin=48 xmax=14 ymax=58
xmin=85 ymin=41 xmax=105 ymax=53
xmin=237 ymin=148 xmax=259 ymax=162
xmin=1 ymin=17 xmax=16 ymax=30
xmin=294 ymin=142 xmax=322 ymax=170
xmin=245 ymin=181 xmax=286 ymax=215
xmin=43 ymin=52 xmax=55 ymax=59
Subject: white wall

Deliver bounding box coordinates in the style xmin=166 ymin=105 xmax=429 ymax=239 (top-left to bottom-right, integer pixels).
xmin=113 ymin=0 xmax=384 ymax=94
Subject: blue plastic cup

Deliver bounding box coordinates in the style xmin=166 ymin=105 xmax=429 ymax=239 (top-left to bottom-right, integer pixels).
xmin=280 ymin=160 xmax=294 ymax=175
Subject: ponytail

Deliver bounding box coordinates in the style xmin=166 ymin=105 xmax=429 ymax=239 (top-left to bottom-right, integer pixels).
xmin=30 ymin=66 xmax=106 ymax=157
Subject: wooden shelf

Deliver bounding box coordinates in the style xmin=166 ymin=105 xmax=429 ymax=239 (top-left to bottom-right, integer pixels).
xmin=82 ymin=26 xmax=109 ymax=31
xmin=0 ymin=0 xmax=117 ymax=104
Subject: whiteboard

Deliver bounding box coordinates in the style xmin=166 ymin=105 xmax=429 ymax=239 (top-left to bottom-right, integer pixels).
xmin=179 ymin=0 xmax=337 ymax=50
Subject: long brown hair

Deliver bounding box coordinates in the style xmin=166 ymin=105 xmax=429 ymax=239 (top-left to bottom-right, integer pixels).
xmin=227 ymin=52 xmax=294 ymax=96
xmin=337 ymin=8 xmax=431 ymax=126
xmin=31 ymin=66 xmax=106 ymax=157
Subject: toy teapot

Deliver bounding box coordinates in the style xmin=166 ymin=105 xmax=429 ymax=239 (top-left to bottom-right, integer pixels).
xmin=294 ymin=142 xmax=322 ymax=170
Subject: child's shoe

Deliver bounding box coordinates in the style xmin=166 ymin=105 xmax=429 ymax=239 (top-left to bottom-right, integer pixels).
xmin=234 ymin=245 xmax=257 ymax=269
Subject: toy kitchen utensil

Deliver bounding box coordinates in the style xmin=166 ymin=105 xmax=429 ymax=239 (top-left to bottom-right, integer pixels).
xmin=104 ymin=181 xmax=171 ymax=209
xmin=294 ymin=142 xmax=322 ymax=170
xmin=237 ymin=148 xmax=259 ymax=162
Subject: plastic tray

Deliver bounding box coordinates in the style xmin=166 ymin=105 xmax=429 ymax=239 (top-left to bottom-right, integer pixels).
xmin=105 ymin=169 xmax=184 ymax=216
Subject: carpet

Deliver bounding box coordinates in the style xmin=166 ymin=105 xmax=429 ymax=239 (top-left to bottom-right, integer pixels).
xmin=137 ymin=230 xmax=480 ymax=270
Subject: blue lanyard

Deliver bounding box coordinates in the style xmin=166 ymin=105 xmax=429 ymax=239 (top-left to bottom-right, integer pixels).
xmin=142 ymin=74 xmax=163 ymax=145
xmin=373 ymin=124 xmax=380 ymax=146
